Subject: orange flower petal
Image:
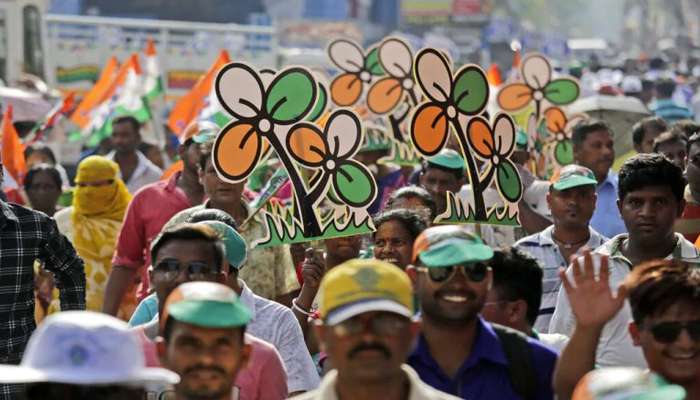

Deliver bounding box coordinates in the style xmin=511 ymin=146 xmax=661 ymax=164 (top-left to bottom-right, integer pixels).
xmin=286 ymin=123 xmax=327 ymax=167
xmin=544 ymin=107 xmax=567 ymax=133
xmin=213 ymin=122 xmax=262 ymax=182
xmin=367 ymin=77 xmax=404 ymax=115
xmin=467 ymin=116 xmax=495 ymax=159
xmin=330 ymin=73 xmax=363 ymax=106
xmin=497 ymin=83 xmax=533 ymax=111
xmin=410 ymin=103 xmax=448 ymax=156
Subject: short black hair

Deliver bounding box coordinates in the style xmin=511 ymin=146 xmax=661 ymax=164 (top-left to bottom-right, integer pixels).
xmin=631 ymin=117 xmax=667 ymax=146
xmin=24 ymin=142 xmax=57 ymax=165
xmin=372 ymin=209 xmax=428 ymax=241
xmin=386 ymin=185 xmax=437 ymax=220
xmin=670 ymin=119 xmax=700 ymax=140
xmin=162 ymin=314 xmax=246 ymax=343
xmin=112 ymin=115 xmax=141 ymax=133
xmin=652 ymin=131 xmax=687 ymax=153
xmin=24 ymin=163 xmax=62 ymax=190
xmin=618 ymin=153 xmax=685 ymax=203
xmin=421 ymin=160 xmax=465 ymax=181
xmin=571 ymin=119 xmax=613 ymax=147
xmin=489 ymin=248 xmax=543 ymax=326
xmin=151 ymin=223 xmax=225 ymax=272
xmin=626 ymin=259 xmax=700 ymax=325
xmin=655 ymin=78 xmax=676 ymax=98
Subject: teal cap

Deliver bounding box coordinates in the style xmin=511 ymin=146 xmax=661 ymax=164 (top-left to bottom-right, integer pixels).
xmin=412 ymin=225 xmax=493 ymax=267
xmin=163 ymin=282 xmax=251 ymax=329
xmin=199 ymin=221 xmax=247 ymax=270
xmin=427 ymin=149 xmax=465 ymax=171
xmin=573 ymin=367 xmax=686 ymax=400
xmin=552 ymin=164 xmax=598 ymax=191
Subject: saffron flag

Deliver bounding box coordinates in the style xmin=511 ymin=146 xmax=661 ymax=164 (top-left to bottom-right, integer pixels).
xmin=1 ymin=105 xmax=27 ymax=186
xmin=167 ymin=50 xmax=230 ymax=137
xmin=70 ymin=56 xmax=119 ymax=129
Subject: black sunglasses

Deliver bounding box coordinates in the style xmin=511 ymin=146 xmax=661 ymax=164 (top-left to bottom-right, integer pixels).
xmin=647 ymin=319 xmax=700 ymax=344
xmin=416 ymin=263 xmax=488 ymax=283
xmin=153 ymin=259 xmax=219 ymax=282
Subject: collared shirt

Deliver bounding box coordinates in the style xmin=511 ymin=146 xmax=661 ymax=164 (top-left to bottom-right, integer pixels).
xmin=589 ymin=172 xmax=627 ymax=238
xmin=408 ymin=317 xmax=557 ymax=400
xmin=163 ymin=200 xmax=300 ymax=300
xmin=0 ymin=202 xmax=86 ymax=398
xmin=106 ymin=150 xmax=163 ymax=194
xmin=133 ymin=281 xmax=319 ymax=393
xmin=515 ymin=225 xmax=608 ymax=332
xmin=651 ymin=98 xmax=694 ymax=124
xmin=112 ymin=172 xmax=192 ymax=299
xmin=238 ymin=281 xmax=319 ymax=393
xmin=549 ymin=233 xmax=700 ymax=368
xmin=291 ymin=364 xmax=461 ymax=400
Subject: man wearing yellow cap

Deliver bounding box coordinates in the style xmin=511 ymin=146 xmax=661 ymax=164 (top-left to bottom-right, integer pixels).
xmin=294 ymin=259 xmax=459 ymax=400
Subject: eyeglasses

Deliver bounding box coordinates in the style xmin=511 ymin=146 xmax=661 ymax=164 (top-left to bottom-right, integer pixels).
xmin=416 ymin=263 xmax=488 ymax=283
xmin=646 ymin=319 xmax=700 ymax=344
xmin=331 ymin=314 xmax=409 ymax=337
xmin=152 ymin=259 xmax=219 ymax=282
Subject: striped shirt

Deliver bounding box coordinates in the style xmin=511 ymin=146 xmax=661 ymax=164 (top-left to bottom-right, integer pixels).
xmin=651 ymin=98 xmax=694 ymax=124
xmin=514 ymin=225 xmax=608 ymax=333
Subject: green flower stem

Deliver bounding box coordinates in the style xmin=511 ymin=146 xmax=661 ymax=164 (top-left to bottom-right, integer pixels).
xmin=264 ymin=131 xmax=323 ymax=237
xmin=451 ymin=119 xmax=488 ymax=220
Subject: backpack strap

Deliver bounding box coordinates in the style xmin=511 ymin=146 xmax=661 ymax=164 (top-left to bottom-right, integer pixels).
xmin=492 ymin=324 xmax=537 ymax=400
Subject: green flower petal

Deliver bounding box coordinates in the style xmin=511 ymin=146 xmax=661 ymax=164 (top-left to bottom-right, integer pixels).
xmin=306 ymin=82 xmax=327 ymax=122
xmin=333 ymin=161 xmax=377 ymax=208
xmin=496 ymin=160 xmax=522 ymax=202
xmin=265 ymin=68 xmax=317 ymax=123
xmin=365 ymin=47 xmax=385 ymax=76
xmin=554 ymin=140 xmax=574 ymax=165
xmin=543 ymin=79 xmax=579 ymax=105
xmin=453 ymin=65 xmax=489 ymax=115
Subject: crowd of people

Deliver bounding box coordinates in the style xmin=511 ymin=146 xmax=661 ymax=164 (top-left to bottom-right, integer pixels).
xmin=0 ymin=59 xmax=699 ymax=400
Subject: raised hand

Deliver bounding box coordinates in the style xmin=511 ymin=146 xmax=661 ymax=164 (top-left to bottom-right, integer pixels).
xmin=559 ymin=251 xmax=628 ymax=329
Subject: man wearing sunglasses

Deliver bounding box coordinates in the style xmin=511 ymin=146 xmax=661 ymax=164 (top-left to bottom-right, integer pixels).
xmin=553 ymin=257 xmax=699 ymax=399
xmin=406 ymin=225 xmax=558 ymax=400
xmin=550 ymin=153 xmax=700 ymax=369
xmin=678 ymin=132 xmax=700 ymax=242
xmin=295 ymin=259 xmax=459 ymax=400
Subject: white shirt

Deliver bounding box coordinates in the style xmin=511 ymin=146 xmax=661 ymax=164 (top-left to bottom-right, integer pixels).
xmin=549 ymin=233 xmax=700 ymax=368
xmin=106 ymin=150 xmax=162 ymax=194
xmin=291 ymin=364 xmax=461 ymax=400
xmin=238 ymin=281 xmax=320 ymax=393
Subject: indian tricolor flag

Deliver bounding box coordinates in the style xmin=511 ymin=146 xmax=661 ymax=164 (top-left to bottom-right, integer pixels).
xmin=83 ymin=53 xmax=152 ymax=147
xmin=167 ymin=50 xmax=230 ymax=138
xmin=143 ymin=38 xmax=164 ymax=102
xmin=70 ymin=56 xmax=119 ymax=129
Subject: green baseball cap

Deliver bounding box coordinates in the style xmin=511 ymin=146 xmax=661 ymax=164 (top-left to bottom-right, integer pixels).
xmin=199 ymin=221 xmax=247 ymax=270
xmin=552 ymin=164 xmax=598 ymax=191
xmin=162 ymin=282 xmax=251 ymax=330
xmin=412 ymin=225 xmax=494 ymax=267
xmin=427 ymin=149 xmax=465 ymax=171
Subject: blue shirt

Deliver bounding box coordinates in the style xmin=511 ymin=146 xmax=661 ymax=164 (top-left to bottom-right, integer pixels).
xmin=408 ymin=318 xmax=557 ymax=400
xmin=589 ymin=172 xmax=627 ymax=238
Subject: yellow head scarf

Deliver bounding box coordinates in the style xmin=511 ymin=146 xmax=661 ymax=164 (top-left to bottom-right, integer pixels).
xmin=71 ymin=156 xmax=133 ymax=315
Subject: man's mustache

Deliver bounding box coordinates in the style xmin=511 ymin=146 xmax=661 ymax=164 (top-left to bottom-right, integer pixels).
xmin=184 ymin=365 xmax=227 ymax=376
xmin=348 ymin=342 xmax=391 ymax=359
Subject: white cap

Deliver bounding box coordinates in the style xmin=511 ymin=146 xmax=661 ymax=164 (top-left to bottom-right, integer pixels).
xmin=621 ymin=76 xmax=643 ymax=93
xmin=0 ymin=311 xmax=179 ymax=386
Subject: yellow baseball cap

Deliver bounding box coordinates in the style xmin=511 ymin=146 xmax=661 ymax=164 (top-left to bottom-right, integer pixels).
xmin=317 ymin=259 xmax=413 ymax=325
